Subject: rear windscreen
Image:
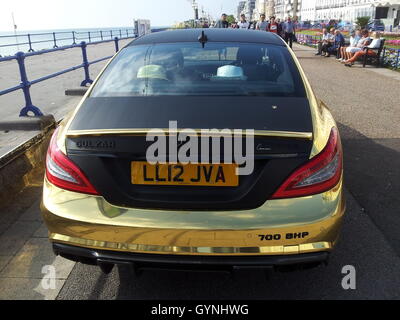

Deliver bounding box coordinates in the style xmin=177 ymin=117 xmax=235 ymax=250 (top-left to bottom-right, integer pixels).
xmin=90 ymin=42 xmax=306 ymax=98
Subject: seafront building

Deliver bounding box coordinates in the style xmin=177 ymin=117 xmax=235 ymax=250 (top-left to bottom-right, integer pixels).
xmin=237 ymin=0 xmax=400 ymax=26
xmin=237 ymin=0 xmax=256 ymax=20
xmin=237 ymin=1 xmax=246 ymax=19
xmin=252 ymin=0 xmax=276 ymax=20
xmin=313 ymin=0 xmax=400 ymax=26
xmin=274 ymin=0 xmax=301 ymax=20
xmin=300 ymin=0 xmax=317 ymax=22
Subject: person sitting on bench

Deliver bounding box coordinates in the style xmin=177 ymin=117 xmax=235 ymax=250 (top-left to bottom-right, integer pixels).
xmin=344 ymin=32 xmax=381 ymax=67
xmin=338 ymin=30 xmax=361 ymax=62
xmin=326 ymin=30 xmax=345 ymax=57
xmin=315 ymin=28 xmax=334 ymax=56
xmin=341 ymin=29 xmax=371 ymax=63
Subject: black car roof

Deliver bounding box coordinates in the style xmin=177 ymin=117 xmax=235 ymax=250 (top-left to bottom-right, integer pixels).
xmin=129 ymin=29 xmax=286 ymax=46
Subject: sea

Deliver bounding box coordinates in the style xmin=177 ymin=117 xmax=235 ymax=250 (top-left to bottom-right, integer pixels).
xmin=0 ymin=26 xmax=167 ymax=57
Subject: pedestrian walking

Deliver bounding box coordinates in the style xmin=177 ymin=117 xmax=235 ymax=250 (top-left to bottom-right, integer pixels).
xmin=214 ymin=14 xmax=229 ymax=29
xmin=276 ymin=18 xmax=284 ymax=38
xmin=256 ymin=14 xmax=269 ymax=31
xmin=238 ymin=14 xmax=250 ymax=29
xmin=268 ymin=16 xmax=279 ymax=34
xmin=283 ymin=17 xmax=295 ymax=48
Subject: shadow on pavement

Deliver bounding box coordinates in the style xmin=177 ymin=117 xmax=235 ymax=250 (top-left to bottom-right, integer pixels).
xmin=337 ymin=122 xmax=400 ymax=256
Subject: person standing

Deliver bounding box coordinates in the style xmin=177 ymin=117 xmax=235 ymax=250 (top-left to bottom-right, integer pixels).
xmin=268 ymin=16 xmax=279 ymax=34
xmin=276 ymin=18 xmax=284 ymax=38
xmin=283 ymin=17 xmax=295 ymax=48
xmin=214 ymin=14 xmax=229 ymax=28
xmin=238 ymin=14 xmax=250 ymax=29
xmin=256 ymin=14 xmax=269 ymax=31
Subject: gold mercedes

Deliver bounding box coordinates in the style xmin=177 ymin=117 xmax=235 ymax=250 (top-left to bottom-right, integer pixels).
xmin=41 ymin=29 xmax=345 ymax=274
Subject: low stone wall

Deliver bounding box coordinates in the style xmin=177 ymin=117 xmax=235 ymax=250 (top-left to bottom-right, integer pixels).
xmin=0 ymin=122 xmax=56 ymax=209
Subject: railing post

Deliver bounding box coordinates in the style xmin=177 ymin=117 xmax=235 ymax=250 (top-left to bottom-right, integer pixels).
xmin=100 ymin=31 xmax=103 ymax=41
xmin=27 ymin=34 xmax=34 ymax=52
xmin=80 ymin=42 xmax=94 ymax=87
xmin=126 ymin=29 xmax=129 ymax=38
xmin=110 ymin=30 xmax=113 ymax=39
xmin=52 ymin=32 xmax=58 ymax=48
xmin=119 ymin=29 xmax=122 ymax=38
xmin=72 ymin=31 xmax=76 ymax=44
xmin=114 ymin=37 xmax=120 ymax=52
xmin=16 ymin=52 xmax=44 ymax=117
xmin=88 ymin=31 xmax=91 ymax=43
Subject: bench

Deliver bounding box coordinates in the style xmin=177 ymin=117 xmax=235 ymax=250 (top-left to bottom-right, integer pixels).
xmin=363 ymin=39 xmax=385 ymax=68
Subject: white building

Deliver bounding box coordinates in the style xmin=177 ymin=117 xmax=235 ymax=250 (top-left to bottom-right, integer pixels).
xmin=253 ymin=0 xmax=266 ymax=20
xmin=312 ymin=1 xmax=400 ymax=26
xmin=300 ymin=0 xmax=317 ymax=22
xmin=244 ymin=0 xmax=257 ymax=20
xmin=274 ymin=0 xmax=301 ymax=20
xmin=252 ymin=0 xmax=276 ymax=19
xmin=237 ymin=1 xmax=246 ymax=20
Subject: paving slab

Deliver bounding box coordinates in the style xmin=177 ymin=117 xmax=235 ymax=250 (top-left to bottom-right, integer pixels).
xmin=32 ymin=223 xmax=49 ymax=238
xmin=0 ymin=277 xmax=65 ymax=300
xmin=18 ymin=199 xmax=42 ymax=222
xmin=0 ymin=185 xmax=43 ymax=235
xmin=0 ymin=256 xmax=12 ymax=273
xmin=0 ymin=238 xmax=75 ymax=280
xmin=0 ymin=221 xmax=41 ymax=256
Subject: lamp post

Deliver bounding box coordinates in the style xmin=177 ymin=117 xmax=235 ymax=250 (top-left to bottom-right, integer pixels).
xmin=12 ymin=12 xmax=20 ymax=51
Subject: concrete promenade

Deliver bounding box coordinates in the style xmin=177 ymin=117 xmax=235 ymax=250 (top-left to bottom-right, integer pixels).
xmin=0 ymin=43 xmax=399 ymax=299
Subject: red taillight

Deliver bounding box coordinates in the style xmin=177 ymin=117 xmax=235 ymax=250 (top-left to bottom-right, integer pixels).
xmin=45 ymin=128 xmax=99 ymax=195
xmin=271 ymin=127 xmax=342 ymax=199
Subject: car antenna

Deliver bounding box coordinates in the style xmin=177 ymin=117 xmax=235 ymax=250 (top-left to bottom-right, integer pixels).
xmin=198 ymin=30 xmax=208 ymax=48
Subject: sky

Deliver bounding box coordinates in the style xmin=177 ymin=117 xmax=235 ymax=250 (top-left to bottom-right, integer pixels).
xmin=0 ymin=0 xmax=237 ymax=32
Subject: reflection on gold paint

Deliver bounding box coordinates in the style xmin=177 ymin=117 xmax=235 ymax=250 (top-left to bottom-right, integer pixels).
xmin=49 ymin=233 xmax=332 ymax=256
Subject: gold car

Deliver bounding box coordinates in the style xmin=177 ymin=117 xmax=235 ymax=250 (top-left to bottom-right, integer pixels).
xmin=41 ymin=29 xmax=345 ymax=274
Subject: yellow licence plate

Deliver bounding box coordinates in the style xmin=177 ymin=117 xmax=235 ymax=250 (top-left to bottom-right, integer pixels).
xmin=131 ymin=162 xmax=239 ymax=187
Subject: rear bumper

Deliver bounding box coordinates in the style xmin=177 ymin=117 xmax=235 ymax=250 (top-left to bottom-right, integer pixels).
xmin=42 ymin=178 xmax=345 ymax=258
xmin=53 ymin=242 xmax=329 ymax=271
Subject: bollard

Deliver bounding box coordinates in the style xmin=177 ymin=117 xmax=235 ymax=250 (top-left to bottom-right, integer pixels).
xmin=80 ymin=42 xmax=94 ymax=87
xmin=114 ymin=37 xmax=119 ymax=52
xmin=52 ymin=32 xmax=58 ymax=48
xmin=16 ymin=52 xmax=44 ymax=117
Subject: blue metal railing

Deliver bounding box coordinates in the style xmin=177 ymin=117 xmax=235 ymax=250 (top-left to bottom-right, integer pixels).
xmin=0 ymin=29 xmax=136 ymax=56
xmin=0 ymin=36 xmax=135 ymax=117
